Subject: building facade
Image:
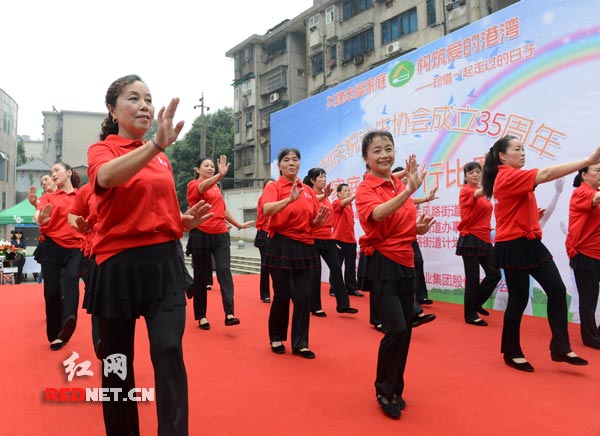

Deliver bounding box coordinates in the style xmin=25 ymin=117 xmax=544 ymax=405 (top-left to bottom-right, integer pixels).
xmin=42 ymin=110 xmax=106 ymax=169
xmin=226 ymin=0 xmax=519 ymax=186
xmin=0 ymin=87 xmax=18 ymax=211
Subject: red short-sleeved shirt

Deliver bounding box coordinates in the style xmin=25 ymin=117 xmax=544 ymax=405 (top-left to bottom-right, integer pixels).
xmin=37 ymin=189 xmax=85 ymax=249
xmin=355 ymin=173 xmax=417 ymax=267
xmin=255 ymin=191 xmax=270 ymax=232
xmin=566 ymin=182 xmax=600 ymax=259
xmin=261 ymin=176 xmax=320 ymax=245
xmin=313 ymin=196 xmax=334 ymax=240
xmin=87 ymin=135 xmax=183 ymax=265
xmin=332 ymin=198 xmax=356 ymax=243
xmin=187 ymin=179 xmax=227 ymax=234
xmin=493 ymin=166 xmax=541 ymax=242
xmin=457 ymin=185 xmax=493 ymax=243
xmin=69 ymin=183 xmax=98 ymax=257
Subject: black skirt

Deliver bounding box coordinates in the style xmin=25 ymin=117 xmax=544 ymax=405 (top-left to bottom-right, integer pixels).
xmin=357 ymin=250 xmax=415 ymax=294
xmin=570 ymin=252 xmax=600 ymax=271
xmin=85 ymin=240 xmax=188 ymax=319
xmin=489 ymin=237 xmax=552 ymax=270
xmin=186 ymin=228 xmax=230 ymax=255
xmin=254 ymin=229 xmax=269 ymax=248
xmin=264 ymin=233 xmax=319 ymax=270
xmin=456 ymin=234 xmax=493 ymax=257
xmin=33 ymin=236 xmax=82 ymax=264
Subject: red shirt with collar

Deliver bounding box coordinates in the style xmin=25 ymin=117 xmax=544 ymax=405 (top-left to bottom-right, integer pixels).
xmin=457 ymin=184 xmax=493 ymax=243
xmin=566 ymin=182 xmax=600 ymax=259
xmin=69 ymin=183 xmax=98 ymax=257
xmin=187 ymin=179 xmax=228 ymax=234
xmin=356 ymin=173 xmax=417 ymax=267
xmin=313 ymin=195 xmax=334 ymax=240
xmin=255 ymin=191 xmax=270 ymax=232
xmin=37 ymin=189 xmax=84 ymax=249
xmin=332 ymin=198 xmax=356 ymax=243
xmin=261 ymin=176 xmax=320 ymax=245
xmin=87 ymin=135 xmax=183 ymax=265
xmin=493 ymin=166 xmax=541 ymax=242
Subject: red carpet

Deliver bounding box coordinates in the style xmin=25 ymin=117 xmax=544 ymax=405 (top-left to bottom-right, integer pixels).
xmin=2 ymin=276 xmax=599 ymax=435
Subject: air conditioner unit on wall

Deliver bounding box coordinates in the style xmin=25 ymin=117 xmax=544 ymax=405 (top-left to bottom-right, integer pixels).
xmin=353 ymin=54 xmax=364 ymax=65
xmin=269 ymin=92 xmax=280 ymax=103
xmin=386 ymin=41 xmax=401 ymax=56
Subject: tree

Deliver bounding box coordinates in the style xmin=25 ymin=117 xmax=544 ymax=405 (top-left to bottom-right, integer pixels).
xmin=167 ymin=107 xmax=234 ymax=210
xmin=16 ymin=136 xmax=27 ymax=166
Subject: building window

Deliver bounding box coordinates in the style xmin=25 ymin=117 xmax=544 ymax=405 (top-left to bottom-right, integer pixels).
xmin=342 ymin=0 xmax=371 ymax=20
xmin=343 ymin=28 xmax=374 ymax=61
xmin=426 ymin=0 xmax=436 ymax=26
xmin=262 ymin=67 xmax=288 ymax=94
xmin=0 ymin=152 xmax=7 ymax=182
xmin=245 ymin=112 xmax=253 ymax=128
xmin=234 ymin=118 xmax=240 ymax=134
xmin=297 ymin=68 xmax=305 ymax=77
xmin=312 ymin=52 xmax=324 ymax=76
xmin=330 ymin=44 xmax=337 ymax=67
xmin=381 ymin=8 xmax=418 ymax=44
xmin=265 ymin=37 xmax=287 ymax=60
xmin=1 ymin=192 xmax=5 ymax=210
xmin=243 ymin=208 xmax=257 ymax=224
xmin=308 ymin=14 xmax=319 ymax=28
xmin=325 ymin=6 xmax=335 ymax=25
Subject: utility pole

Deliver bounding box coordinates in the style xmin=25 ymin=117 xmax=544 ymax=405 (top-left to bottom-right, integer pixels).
xmin=194 ymin=93 xmax=210 ymax=157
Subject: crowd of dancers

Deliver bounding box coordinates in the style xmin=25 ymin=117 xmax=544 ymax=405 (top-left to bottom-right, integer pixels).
xmin=25 ymin=73 xmax=600 ymax=432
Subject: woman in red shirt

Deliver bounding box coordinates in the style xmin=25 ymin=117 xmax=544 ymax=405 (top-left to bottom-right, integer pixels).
xmin=262 ymin=148 xmax=330 ymax=359
xmin=254 ymin=178 xmax=275 ymax=303
xmin=34 ymin=162 xmax=84 ymax=351
xmin=85 ymin=74 xmax=209 ymax=435
xmin=456 ymin=162 xmax=501 ymax=326
xmin=303 ymin=168 xmax=358 ymax=317
xmin=482 ymin=135 xmax=598 ymax=372
xmin=566 ymin=164 xmax=600 ymax=349
xmin=186 ymin=155 xmax=252 ymax=330
xmin=355 ymin=131 xmax=433 ymax=419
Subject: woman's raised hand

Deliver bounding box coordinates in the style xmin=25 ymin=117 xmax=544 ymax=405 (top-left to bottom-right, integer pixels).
xmin=154 ymin=97 xmax=185 ymax=150
xmin=289 ymin=179 xmax=304 ymax=203
xmin=406 ymin=155 xmax=427 ymax=194
xmin=314 ymin=204 xmax=332 ymax=227
xmin=182 ymin=200 xmax=213 ymax=231
xmin=217 ymin=155 xmax=230 ymax=177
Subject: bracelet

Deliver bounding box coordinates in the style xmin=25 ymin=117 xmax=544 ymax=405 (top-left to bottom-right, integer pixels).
xmin=150 ymin=139 xmax=165 ymax=152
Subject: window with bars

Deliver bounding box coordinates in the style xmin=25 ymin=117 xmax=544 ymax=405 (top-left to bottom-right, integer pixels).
xmin=381 ymin=8 xmax=418 ymax=44
xmin=343 ymin=28 xmax=374 ymax=61
xmin=262 ymin=67 xmax=288 ymax=94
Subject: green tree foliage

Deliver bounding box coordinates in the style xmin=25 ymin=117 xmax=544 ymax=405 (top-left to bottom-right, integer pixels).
xmin=16 ymin=136 xmax=27 ymax=166
xmin=167 ymin=107 xmax=234 ymax=211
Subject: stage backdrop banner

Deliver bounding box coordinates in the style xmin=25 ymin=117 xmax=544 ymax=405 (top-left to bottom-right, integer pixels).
xmin=271 ymin=0 xmax=600 ymax=321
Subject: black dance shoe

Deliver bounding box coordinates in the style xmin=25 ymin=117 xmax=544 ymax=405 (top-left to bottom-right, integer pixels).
xmin=550 ymin=352 xmax=588 ymax=366
xmin=271 ymin=343 xmax=285 ymax=354
xmin=225 ymin=316 xmax=241 ymax=326
xmin=466 ymin=318 xmax=488 ymax=327
xmin=376 ymin=395 xmax=402 ymax=419
xmin=199 ymin=321 xmax=211 ymax=330
xmin=349 ymin=290 xmax=365 ymax=297
xmin=477 ymin=307 xmax=490 ymax=316
xmin=336 ymin=306 xmax=359 ymax=314
xmin=311 ymin=310 xmax=327 ymax=318
xmin=504 ymin=357 xmax=534 ymax=372
xmin=418 ymin=298 xmax=434 ymax=305
xmin=50 ymin=340 xmax=64 ymax=351
xmin=292 ymin=348 xmax=315 ymax=359
xmin=262 ymin=297 xmax=271 ymax=303
xmin=412 ymin=313 xmax=436 ymax=328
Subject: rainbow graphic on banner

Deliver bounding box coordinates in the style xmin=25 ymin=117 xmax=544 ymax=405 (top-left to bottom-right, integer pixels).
xmin=423 ymin=26 xmax=600 ymax=165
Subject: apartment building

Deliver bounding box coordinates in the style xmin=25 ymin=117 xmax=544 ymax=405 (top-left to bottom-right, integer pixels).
xmin=226 ymin=0 xmax=519 ymax=186
xmin=0 ymin=87 xmax=18 ymax=211
xmin=42 ymin=110 xmax=106 ymax=169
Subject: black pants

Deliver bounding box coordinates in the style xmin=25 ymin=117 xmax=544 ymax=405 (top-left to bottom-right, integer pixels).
xmin=370 ymin=294 xmax=421 ymax=326
xmin=462 ymin=255 xmax=501 ymax=321
xmin=413 ymin=241 xmax=428 ymax=302
xmin=311 ymin=239 xmax=351 ymax=312
xmin=269 ymin=267 xmax=312 ymax=350
xmin=573 ymin=268 xmax=600 ymax=348
xmin=502 ymin=260 xmax=571 ymax=358
xmin=374 ymin=279 xmax=415 ymax=399
xmin=191 ymin=238 xmax=235 ymax=320
xmin=14 ymin=255 xmax=26 ymax=283
xmin=336 ymin=240 xmax=358 ymax=293
xmin=257 ymin=243 xmax=271 ymax=301
xmin=98 ymin=305 xmax=188 ymax=436
xmin=41 ymin=249 xmax=82 ymax=342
